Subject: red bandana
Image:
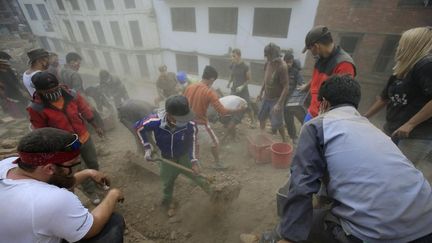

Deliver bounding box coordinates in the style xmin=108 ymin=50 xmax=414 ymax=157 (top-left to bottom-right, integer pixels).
xmin=14 ymin=150 xmax=80 ymax=166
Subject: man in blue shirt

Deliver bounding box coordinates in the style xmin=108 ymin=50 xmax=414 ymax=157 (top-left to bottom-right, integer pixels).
xmin=135 ymin=95 xmax=208 ymax=212
xmin=273 ymin=75 xmax=432 ymax=243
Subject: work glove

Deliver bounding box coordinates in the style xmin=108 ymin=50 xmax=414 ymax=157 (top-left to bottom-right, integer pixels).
xmin=235 ymin=85 xmax=245 ymax=93
xmin=144 ymin=149 xmax=153 ymax=161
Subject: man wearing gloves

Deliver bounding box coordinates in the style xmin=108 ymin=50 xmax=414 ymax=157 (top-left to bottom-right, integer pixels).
xmin=135 ymin=95 xmax=208 ymax=214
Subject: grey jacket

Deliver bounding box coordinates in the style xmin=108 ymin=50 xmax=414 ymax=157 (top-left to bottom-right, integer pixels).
xmin=280 ymin=105 xmax=432 ymax=242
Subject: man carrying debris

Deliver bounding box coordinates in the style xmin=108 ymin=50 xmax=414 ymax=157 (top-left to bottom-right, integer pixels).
xmin=270 ymin=75 xmax=432 ymax=243
xmin=135 ymin=95 xmax=208 ymax=214
xmin=184 ymin=65 xmax=245 ymax=170
xmin=99 ymin=70 xmax=129 ymax=108
xmin=118 ymin=99 xmax=155 ymax=154
xmin=227 ymin=48 xmax=256 ymax=128
xmin=0 ymin=128 xmax=125 ymax=243
xmin=154 ymin=65 xmax=178 ymax=106
xmin=27 ymin=71 xmax=105 ymax=205
xmin=257 ymin=43 xmax=289 ymax=142
xmin=23 ymin=48 xmax=50 ymax=97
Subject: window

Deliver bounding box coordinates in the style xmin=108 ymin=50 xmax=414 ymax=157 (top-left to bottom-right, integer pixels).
xmin=110 ymin=21 xmax=123 ymax=46
xmin=39 ymin=37 xmax=50 ymax=50
xmin=63 ymin=20 xmax=76 ymax=41
xmin=119 ymin=53 xmax=130 ymax=73
xmin=103 ymin=52 xmax=115 ymax=72
xmin=176 ymin=54 xmax=198 ymax=75
xmin=137 ymin=55 xmax=150 ymax=77
xmin=86 ymin=0 xmax=96 ymax=11
xmin=209 ymin=8 xmax=238 ymax=34
xmin=124 ymin=0 xmax=135 ymax=9
xmin=51 ymin=38 xmax=64 ymax=52
xmin=171 ymin=8 xmax=196 ymax=32
xmin=77 ymin=21 xmax=91 ymax=43
xmin=92 ymin=21 xmax=106 ymax=45
xmin=129 ymin=21 xmax=143 ymax=47
xmin=56 ymin=0 xmax=65 ymax=10
xmin=36 ymin=4 xmax=50 ymax=21
xmin=69 ymin=0 xmax=80 ymax=11
xmin=88 ymin=50 xmax=99 ymax=67
xmin=250 ymin=62 xmax=265 ymax=85
xmin=398 ymin=0 xmax=432 ymax=7
xmin=104 ymin=0 xmax=115 ymax=10
xmin=339 ymin=34 xmax=363 ymax=57
xmin=24 ymin=4 xmax=37 ymax=20
xmin=374 ymin=35 xmax=400 ymax=73
xmin=253 ymin=8 xmax=291 ymax=38
xmin=209 ymin=57 xmax=231 ymax=79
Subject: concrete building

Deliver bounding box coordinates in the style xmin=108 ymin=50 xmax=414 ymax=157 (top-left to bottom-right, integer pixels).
xmin=153 ymin=0 xmax=320 ymax=94
xmin=17 ymin=0 xmax=162 ymax=83
xmin=0 ymin=0 xmax=28 ymax=35
xmin=304 ymin=0 xmax=432 ymax=112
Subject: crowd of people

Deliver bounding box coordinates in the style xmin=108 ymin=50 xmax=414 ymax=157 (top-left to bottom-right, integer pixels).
xmin=0 ymin=24 xmax=431 ymax=243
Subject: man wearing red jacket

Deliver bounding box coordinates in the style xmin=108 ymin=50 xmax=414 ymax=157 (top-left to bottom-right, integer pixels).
xmin=301 ymin=26 xmax=356 ymax=122
xmin=27 ymin=71 xmax=104 ymax=204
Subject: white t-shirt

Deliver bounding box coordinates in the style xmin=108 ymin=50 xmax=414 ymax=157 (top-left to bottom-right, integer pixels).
xmin=0 ymin=157 xmax=94 ymax=243
xmin=23 ymin=70 xmax=41 ymax=97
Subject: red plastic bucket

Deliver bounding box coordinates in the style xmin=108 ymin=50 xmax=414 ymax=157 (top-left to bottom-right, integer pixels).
xmin=247 ymin=134 xmax=273 ymax=164
xmin=271 ymin=143 xmax=293 ymax=169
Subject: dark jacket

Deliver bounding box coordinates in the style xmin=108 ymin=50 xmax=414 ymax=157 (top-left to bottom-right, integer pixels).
xmin=135 ymin=112 xmax=198 ymax=164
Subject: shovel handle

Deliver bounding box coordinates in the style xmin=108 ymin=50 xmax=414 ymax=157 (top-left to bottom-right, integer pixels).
xmin=155 ymin=157 xmax=211 ymax=182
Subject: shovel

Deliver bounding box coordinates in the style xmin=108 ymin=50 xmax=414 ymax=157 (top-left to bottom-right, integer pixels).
xmin=154 ymin=157 xmax=214 ymax=184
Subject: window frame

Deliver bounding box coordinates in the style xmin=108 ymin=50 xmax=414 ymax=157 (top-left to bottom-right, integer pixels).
xmin=208 ymin=7 xmax=238 ymax=35
xmin=24 ymin=4 xmax=37 ymax=20
xmin=170 ymin=7 xmax=196 ymax=32
xmin=175 ymin=53 xmax=199 ymax=75
xmin=373 ymin=35 xmax=401 ymax=73
xmin=252 ymin=8 xmax=291 ymax=38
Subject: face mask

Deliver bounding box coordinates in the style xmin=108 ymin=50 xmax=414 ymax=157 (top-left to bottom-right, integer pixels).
xmin=175 ymin=121 xmax=188 ymax=128
xmin=43 ymin=88 xmax=62 ymax=102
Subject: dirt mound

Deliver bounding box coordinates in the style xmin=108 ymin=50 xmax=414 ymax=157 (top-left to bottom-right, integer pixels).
xmin=208 ymin=172 xmax=242 ymax=203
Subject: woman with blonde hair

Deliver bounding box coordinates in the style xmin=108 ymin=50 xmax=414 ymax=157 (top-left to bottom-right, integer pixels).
xmin=365 ymin=26 xmax=432 ymax=167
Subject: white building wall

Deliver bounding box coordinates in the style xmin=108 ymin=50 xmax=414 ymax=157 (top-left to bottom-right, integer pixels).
xmin=153 ymin=0 xmax=320 ymax=95
xmin=18 ymin=0 xmax=162 ymax=83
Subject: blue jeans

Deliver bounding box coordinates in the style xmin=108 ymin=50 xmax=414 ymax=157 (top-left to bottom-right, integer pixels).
xmin=258 ymin=98 xmax=284 ymax=129
xmin=79 ymin=212 xmax=125 ymax=243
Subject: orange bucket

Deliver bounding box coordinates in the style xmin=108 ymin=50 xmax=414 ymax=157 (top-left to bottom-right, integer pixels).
xmin=271 ymin=143 xmax=293 ymax=169
xmin=247 ymin=134 xmax=273 ymax=164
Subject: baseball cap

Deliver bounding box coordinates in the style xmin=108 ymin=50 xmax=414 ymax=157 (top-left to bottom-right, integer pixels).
xmin=302 ymin=26 xmax=331 ymax=53
xmin=32 ymin=71 xmax=59 ymax=91
xmin=165 ymin=95 xmax=194 ymax=122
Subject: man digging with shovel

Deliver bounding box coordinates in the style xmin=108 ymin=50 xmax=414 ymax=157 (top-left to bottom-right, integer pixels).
xmin=135 ymin=95 xmax=209 ymax=216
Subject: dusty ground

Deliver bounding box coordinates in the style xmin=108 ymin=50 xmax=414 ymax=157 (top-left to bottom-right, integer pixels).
xmin=91 ymin=119 xmax=292 ymax=243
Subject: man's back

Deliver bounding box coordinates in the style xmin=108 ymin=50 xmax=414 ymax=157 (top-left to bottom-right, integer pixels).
xmin=60 ymin=66 xmax=84 ymax=92
xmin=0 ymin=158 xmax=93 ymax=243
xmin=299 ymin=106 xmax=432 ymax=242
xmin=184 ymin=82 xmax=216 ymax=125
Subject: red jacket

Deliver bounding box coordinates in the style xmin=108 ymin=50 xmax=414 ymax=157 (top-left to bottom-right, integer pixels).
xmin=27 ymin=87 xmax=94 ymax=142
xmin=308 ymin=46 xmax=356 ymax=117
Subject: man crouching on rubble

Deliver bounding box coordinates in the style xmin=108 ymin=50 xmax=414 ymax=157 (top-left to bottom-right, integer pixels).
xmin=0 ymin=128 xmax=125 ymax=243
xmin=266 ymin=75 xmax=432 ymax=243
xmin=135 ymin=95 xmax=209 ymax=216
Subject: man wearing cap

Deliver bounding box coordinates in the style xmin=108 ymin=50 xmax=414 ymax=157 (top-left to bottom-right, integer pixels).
xmin=27 ymin=71 xmax=105 ymax=205
xmin=184 ymin=65 xmax=245 ymax=170
xmin=135 ymin=95 xmax=209 ymax=213
xmin=257 ymin=43 xmax=289 ymax=142
xmin=60 ymin=52 xmax=85 ymax=92
xmin=0 ymin=127 xmax=125 ymax=243
xmin=301 ymin=26 xmax=356 ymax=122
xmin=23 ymin=48 xmax=50 ymax=97
xmin=0 ymin=51 xmax=28 ymax=118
